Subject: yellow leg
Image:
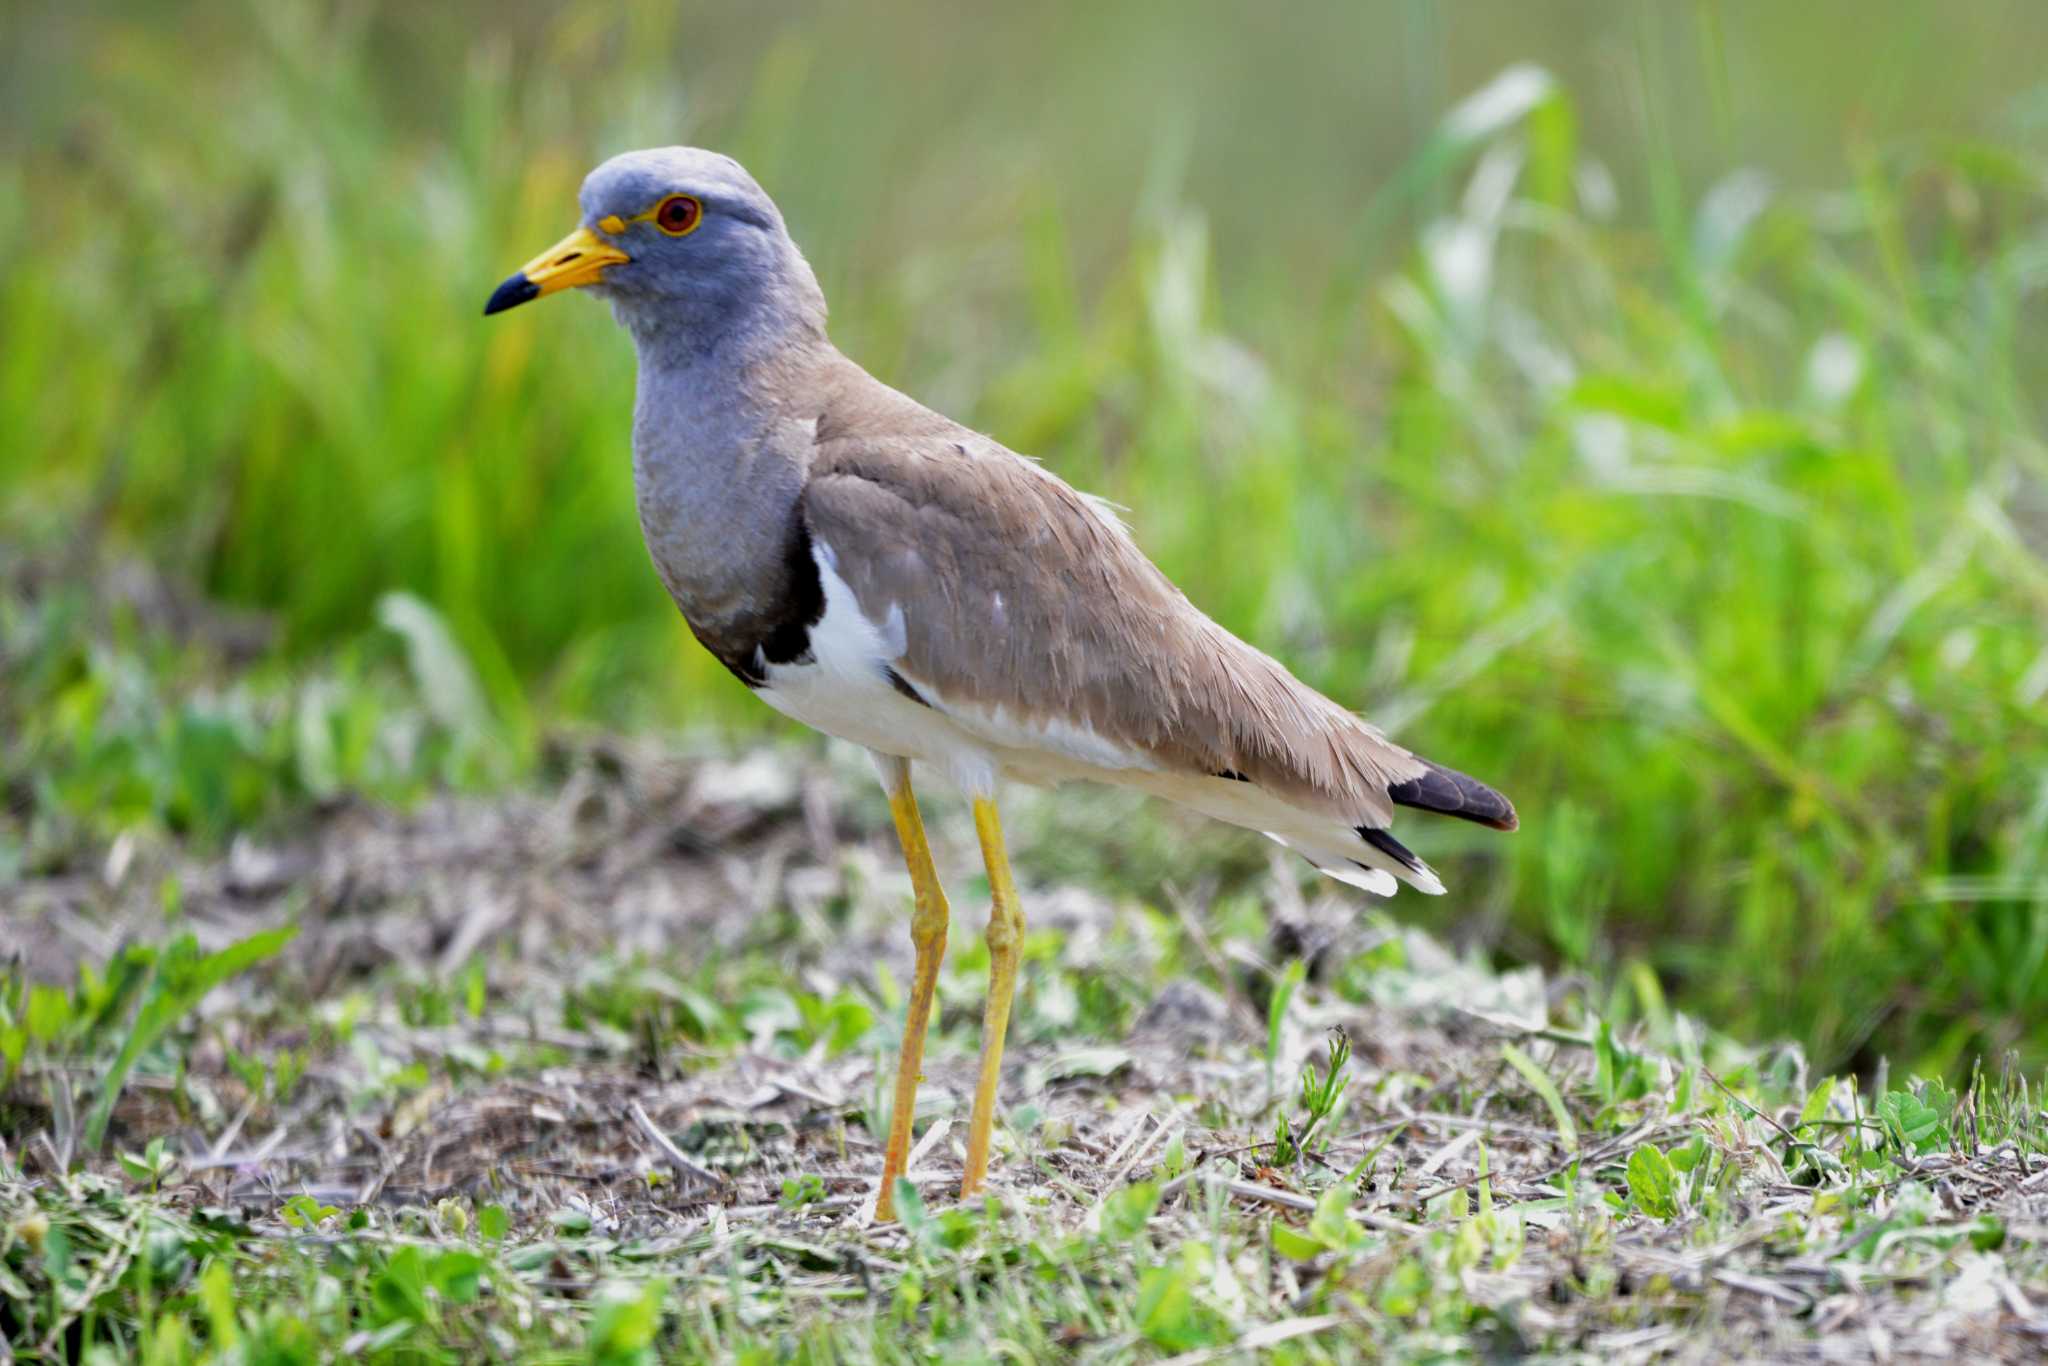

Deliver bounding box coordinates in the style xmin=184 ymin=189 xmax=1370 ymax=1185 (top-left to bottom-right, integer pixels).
xmin=961 ymin=796 xmax=1024 ymax=1200
xmin=875 ymin=761 xmax=950 ymax=1222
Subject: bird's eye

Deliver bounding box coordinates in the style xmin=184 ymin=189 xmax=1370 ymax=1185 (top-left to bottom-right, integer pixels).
xmin=654 ymin=195 xmax=702 ymax=236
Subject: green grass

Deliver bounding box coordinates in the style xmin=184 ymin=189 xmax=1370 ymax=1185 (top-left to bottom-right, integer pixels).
xmin=16 ymin=6 xmax=2048 ymax=1351
xmin=6 ymin=847 xmax=2047 ymax=1362
xmin=7 ymin=3 xmax=2048 ymax=1081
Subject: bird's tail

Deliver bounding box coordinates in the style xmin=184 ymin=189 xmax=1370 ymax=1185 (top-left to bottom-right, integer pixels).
xmin=1269 ymin=756 xmax=1515 ymax=898
xmin=1386 ymin=757 xmax=1518 ymax=831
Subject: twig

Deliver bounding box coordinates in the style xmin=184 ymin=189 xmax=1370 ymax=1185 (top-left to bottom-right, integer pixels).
xmin=1407 ymin=1118 xmax=1687 ymax=1208
xmin=1099 ymin=1111 xmax=1183 ymax=1203
xmin=904 ymin=1116 xmax=952 ymax=1173
xmin=625 ymin=1100 xmax=727 ymax=1193
xmin=1415 ymin=1129 xmax=1482 ymax=1178
xmin=1214 ymin=1177 xmax=1316 ymax=1213
xmin=1335 ymin=1111 xmax=1567 ymax=1144
xmin=1711 ymin=1268 xmax=1813 ymax=1311
xmin=189 ymin=1125 xmax=289 ymax=1172
xmin=1701 ymin=1065 xmax=1803 ymax=1147
xmin=1157 ymin=1312 xmax=1349 ymax=1366
xmin=1203 ymin=1175 xmax=1425 ymax=1238
xmin=1449 ymin=1005 xmax=1597 ymax=1050
xmin=725 ymin=1194 xmax=867 ymax=1218
xmin=863 ymin=1117 xmax=955 ymax=1226
xmin=769 ymin=1078 xmax=845 ymax=1112
xmin=37 ymin=1213 xmax=143 ymax=1356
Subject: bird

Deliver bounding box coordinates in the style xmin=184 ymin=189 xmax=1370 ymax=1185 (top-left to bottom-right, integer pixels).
xmin=485 ymin=147 xmax=1517 ymax=1217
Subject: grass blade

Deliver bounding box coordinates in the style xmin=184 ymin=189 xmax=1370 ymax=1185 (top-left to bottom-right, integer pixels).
xmin=1502 ymin=1043 xmax=1579 ymax=1152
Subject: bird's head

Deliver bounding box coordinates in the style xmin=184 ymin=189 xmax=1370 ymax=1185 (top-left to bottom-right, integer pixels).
xmin=484 ymin=147 xmax=823 ymax=344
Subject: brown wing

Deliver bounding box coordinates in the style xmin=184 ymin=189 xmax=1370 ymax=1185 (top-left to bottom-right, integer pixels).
xmin=798 ymin=369 xmax=1426 ymax=827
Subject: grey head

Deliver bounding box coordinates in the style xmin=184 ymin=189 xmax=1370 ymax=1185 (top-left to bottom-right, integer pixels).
xmin=484 ymin=147 xmax=826 ymax=355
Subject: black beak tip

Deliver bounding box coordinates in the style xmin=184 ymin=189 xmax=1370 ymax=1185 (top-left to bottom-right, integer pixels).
xmin=483 ymin=273 xmax=540 ymax=316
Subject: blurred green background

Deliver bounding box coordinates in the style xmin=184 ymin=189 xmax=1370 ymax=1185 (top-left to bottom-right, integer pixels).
xmin=6 ymin=1 xmax=2047 ymax=1076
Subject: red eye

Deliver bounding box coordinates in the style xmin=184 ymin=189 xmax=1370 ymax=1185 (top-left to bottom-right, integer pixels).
xmin=654 ymin=195 xmax=701 ymax=236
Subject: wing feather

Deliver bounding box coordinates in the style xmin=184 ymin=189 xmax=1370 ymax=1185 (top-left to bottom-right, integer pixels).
xmin=797 ymin=374 xmax=1425 ymax=825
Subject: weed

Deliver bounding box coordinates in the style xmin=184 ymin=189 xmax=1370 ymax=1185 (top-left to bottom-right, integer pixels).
xmin=1271 ymin=1026 xmax=1353 ymax=1166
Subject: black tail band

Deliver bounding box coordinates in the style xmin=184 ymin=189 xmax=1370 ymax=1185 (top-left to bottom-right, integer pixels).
xmin=1357 ymin=825 xmax=1425 ymax=872
xmin=1386 ymin=759 xmax=1518 ymax=831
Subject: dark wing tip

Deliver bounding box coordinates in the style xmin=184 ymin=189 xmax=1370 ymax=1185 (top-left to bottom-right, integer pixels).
xmin=1356 ymin=824 xmax=1425 ymax=872
xmin=1387 ymin=759 xmax=1518 ymax=832
xmin=884 ymin=667 xmax=932 ymax=707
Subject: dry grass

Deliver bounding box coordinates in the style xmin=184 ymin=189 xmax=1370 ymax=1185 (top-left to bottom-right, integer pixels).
xmin=8 ymin=737 xmax=2048 ymax=1360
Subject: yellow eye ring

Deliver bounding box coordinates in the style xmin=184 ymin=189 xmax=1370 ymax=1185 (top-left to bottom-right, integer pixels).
xmin=652 ymin=194 xmax=702 ymax=237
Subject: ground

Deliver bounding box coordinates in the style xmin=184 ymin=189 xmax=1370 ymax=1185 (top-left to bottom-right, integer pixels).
xmin=5 ymin=737 xmax=2048 ymax=1362
xmin=9 ymin=8 xmax=2048 ymax=1357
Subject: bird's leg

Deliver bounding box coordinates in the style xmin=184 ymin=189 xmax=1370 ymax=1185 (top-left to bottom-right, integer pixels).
xmin=961 ymin=796 xmax=1024 ymax=1200
xmin=875 ymin=759 xmax=950 ymax=1222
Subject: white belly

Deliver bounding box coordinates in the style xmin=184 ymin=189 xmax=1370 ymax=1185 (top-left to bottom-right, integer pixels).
xmin=754 ymin=657 xmax=982 ymax=776
xmin=762 ymin=538 xmax=1438 ymax=898
xmin=754 ymin=539 xmax=1003 ymax=794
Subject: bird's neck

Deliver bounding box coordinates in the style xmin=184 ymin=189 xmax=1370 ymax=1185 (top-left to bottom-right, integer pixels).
xmin=625 ymin=322 xmax=827 ymax=632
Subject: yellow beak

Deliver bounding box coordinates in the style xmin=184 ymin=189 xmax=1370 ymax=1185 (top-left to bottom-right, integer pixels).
xmin=483 ymin=224 xmax=630 ymax=315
